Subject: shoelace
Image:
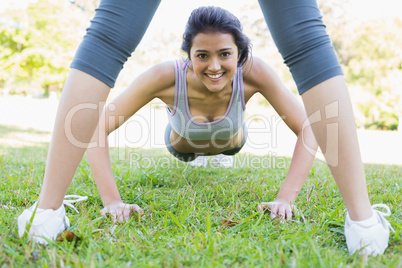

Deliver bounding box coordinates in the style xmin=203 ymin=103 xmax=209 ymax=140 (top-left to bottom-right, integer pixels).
xmin=372 ymin=204 xmax=395 ymax=232
xmin=63 ymin=195 xmax=88 ymax=213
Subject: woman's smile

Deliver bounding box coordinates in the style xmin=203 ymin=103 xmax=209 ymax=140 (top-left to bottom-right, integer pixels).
xmin=205 ymin=72 xmax=224 ymax=80
xmin=189 ymin=32 xmax=239 ymax=93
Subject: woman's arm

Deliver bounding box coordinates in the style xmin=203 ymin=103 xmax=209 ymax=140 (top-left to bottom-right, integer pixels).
xmin=244 ymin=57 xmax=318 ymax=220
xmin=86 ymin=61 xmax=176 ymax=218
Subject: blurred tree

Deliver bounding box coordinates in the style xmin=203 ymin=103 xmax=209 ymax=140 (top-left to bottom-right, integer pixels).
xmin=1 ymin=0 xmax=401 ymax=130
xmin=320 ymin=0 xmax=402 ymax=130
xmin=0 ymin=0 xmax=92 ymax=96
xmin=341 ymin=18 xmax=402 ymax=130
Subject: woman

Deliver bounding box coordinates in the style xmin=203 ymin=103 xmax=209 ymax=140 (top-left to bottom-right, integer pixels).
xmin=19 ymin=5 xmax=317 ymax=242
xmin=19 ymin=1 xmax=392 ymax=256
xmin=85 ymin=6 xmax=317 ymax=222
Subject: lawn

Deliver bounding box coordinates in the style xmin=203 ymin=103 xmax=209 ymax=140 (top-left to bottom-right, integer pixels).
xmin=0 ymin=126 xmax=401 ymax=267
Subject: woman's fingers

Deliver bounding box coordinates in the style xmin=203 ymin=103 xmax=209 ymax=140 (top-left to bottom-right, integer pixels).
xmin=100 ymin=203 xmax=144 ymax=222
xmin=99 ymin=207 xmax=110 ymax=217
xmin=285 ymin=207 xmax=292 ymax=221
xmin=257 ymin=202 xmax=279 ymax=219
xmin=257 ymin=201 xmax=293 ymax=221
xmin=257 ymin=202 xmax=271 ymax=212
xmin=128 ymin=204 xmax=144 ymax=216
xmin=277 ymin=206 xmax=286 ymax=220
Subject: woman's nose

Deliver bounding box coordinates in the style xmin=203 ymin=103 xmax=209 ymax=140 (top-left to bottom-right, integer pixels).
xmin=208 ymin=58 xmax=221 ymax=72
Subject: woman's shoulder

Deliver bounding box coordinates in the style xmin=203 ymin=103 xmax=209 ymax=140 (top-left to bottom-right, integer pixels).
xmin=242 ymin=56 xmax=276 ymax=88
xmin=144 ymin=60 xmax=177 ymax=89
xmin=148 ymin=59 xmax=190 ymax=81
xmin=143 ymin=60 xmax=182 ymax=99
xmin=242 ymin=56 xmax=273 ymax=78
xmin=148 ymin=60 xmax=176 ymax=78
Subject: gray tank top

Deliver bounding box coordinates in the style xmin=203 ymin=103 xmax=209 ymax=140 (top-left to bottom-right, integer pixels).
xmin=166 ymin=60 xmax=245 ymax=141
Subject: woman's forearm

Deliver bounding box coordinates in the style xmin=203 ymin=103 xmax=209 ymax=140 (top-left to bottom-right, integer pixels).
xmin=276 ymin=127 xmax=317 ymax=203
xmin=86 ymin=127 xmax=122 ymax=206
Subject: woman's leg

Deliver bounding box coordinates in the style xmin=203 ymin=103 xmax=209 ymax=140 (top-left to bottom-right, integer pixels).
xmin=301 ymin=76 xmax=372 ymax=220
xmin=257 ymin=0 xmax=372 ymax=220
xmin=257 ymin=0 xmax=392 ymax=255
xmin=36 ymin=0 xmax=161 ymax=209
xmin=38 ymin=70 xmax=110 ymax=209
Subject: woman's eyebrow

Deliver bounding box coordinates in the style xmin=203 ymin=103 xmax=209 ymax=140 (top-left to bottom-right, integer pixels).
xmin=195 ymin=47 xmax=234 ymax=53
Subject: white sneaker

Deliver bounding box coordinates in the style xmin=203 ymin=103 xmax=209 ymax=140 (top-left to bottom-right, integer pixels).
xmin=344 ymin=204 xmax=394 ymax=256
xmin=210 ymin=154 xmax=233 ymax=168
xmin=188 ymin=156 xmax=209 ymax=167
xmin=18 ymin=195 xmax=88 ymax=244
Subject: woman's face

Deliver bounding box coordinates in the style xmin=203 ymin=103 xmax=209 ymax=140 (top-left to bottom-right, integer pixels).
xmin=189 ymin=31 xmax=239 ymax=93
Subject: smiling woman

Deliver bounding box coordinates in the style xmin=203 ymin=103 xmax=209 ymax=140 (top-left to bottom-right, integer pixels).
xmin=18 ymin=5 xmax=318 ymax=245
xmin=17 ymin=1 xmax=394 ymax=257
xmin=86 ymin=5 xmax=317 ymax=223
xmin=189 ymin=32 xmax=239 ymax=93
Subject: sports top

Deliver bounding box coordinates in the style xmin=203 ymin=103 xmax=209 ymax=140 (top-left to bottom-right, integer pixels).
xmin=166 ymin=60 xmax=246 ymax=141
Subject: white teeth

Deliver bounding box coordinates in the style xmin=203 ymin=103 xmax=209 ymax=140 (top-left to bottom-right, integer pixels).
xmin=207 ymin=73 xmax=223 ymax=79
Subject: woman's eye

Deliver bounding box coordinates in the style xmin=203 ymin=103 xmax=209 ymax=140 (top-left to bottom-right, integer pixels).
xmin=197 ymin=54 xmax=207 ymax=59
xmin=221 ymin=52 xmax=230 ymax=57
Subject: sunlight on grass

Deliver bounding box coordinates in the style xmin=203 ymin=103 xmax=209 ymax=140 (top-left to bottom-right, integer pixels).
xmin=0 ymin=132 xmax=401 ymax=267
xmin=0 ymin=125 xmax=51 ymax=147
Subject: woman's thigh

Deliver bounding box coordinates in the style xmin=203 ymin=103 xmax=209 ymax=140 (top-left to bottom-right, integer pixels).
xmin=70 ymin=0 xmax=161 ymax=88
xmin=258 ymin=0 xmax=343 ymax=95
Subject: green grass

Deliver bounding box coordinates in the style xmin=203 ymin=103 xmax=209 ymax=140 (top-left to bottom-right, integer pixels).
xmin=0 ymin=134 xmax=401 ymax=267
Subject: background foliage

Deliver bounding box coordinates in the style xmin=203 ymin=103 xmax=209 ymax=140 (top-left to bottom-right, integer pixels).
xmin=1 ymin=0 xmax=401 ymax=130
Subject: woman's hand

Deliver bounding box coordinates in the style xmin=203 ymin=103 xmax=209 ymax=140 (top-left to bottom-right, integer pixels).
xmin=100 ymin=201 xmax=144 ymax=222
xmin=257 ymin=199 xmax=294 ymax=221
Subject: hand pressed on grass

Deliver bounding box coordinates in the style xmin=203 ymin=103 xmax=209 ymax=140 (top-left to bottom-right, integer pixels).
xmin=257 ymin=199 xmax=294 ymax=221
xmin=100 ymin=201 xmax=144 ymax=222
